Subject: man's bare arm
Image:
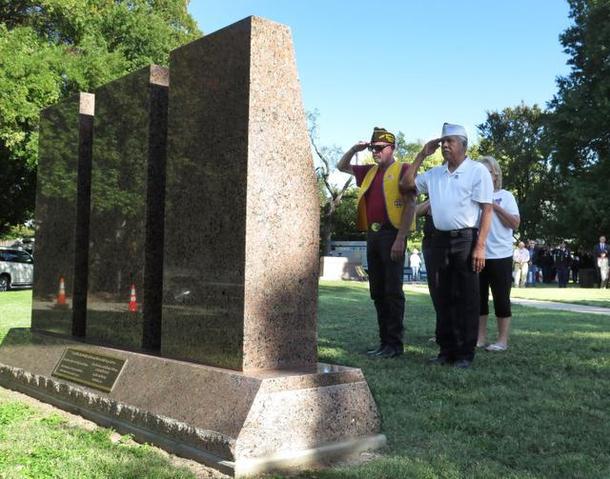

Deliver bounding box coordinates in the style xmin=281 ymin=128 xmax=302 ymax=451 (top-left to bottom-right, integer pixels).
xmin=415 ymin=200 xmax=430 ymax=218
xmin=399 ymin=138 xmax=441 ymax=193
xmin=472 ymin=203 xmax=493 ymax=272
xmin=390 ymin=191 xmax=417 ymax=262
xmin=337 ymin=142 xmax=368 ymax=175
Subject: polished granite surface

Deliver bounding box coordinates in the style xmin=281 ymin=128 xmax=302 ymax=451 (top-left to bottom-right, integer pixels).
xmin=86 ymin=66 xmax=168 ymax=351
xmin=32 ymin=93 xmax=94 ymax=337
xmin=162 ymin=17 xmax=319 ymax=371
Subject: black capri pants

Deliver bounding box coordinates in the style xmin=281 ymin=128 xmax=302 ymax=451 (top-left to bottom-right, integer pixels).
xmin=479 ymin=256 xmax=513 ymax=318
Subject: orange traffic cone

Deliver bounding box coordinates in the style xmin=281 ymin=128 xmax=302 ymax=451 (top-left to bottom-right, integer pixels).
xmin=57 ymin=276 xmax=67 ymax=306
xmin=128 ymin=283 xmax=138 ymax=312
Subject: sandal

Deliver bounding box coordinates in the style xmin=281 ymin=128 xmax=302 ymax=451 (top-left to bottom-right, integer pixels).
xmin=485 ymin=343 xmax=508 ymax=352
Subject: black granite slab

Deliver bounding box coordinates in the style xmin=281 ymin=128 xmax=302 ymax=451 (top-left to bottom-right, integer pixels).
xmin=32 ymin=93 xmax=94 ymax=337
xmin=86 ymin=66 xmax=168 ymax=351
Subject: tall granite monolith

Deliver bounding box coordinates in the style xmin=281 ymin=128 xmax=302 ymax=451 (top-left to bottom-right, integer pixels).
xmin=162 ymin=16 xmax=319 ymax=371
xmin=86 ymin=65 xmax=168 ymax=350
xmin=31 ymin=92 xmax=94 ymax=337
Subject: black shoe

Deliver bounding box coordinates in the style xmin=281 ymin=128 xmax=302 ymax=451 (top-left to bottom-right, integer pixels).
xmin=453 ymin=359 xmax=472 ymax=369
xmin=366 ymin=344 xmax=385 ymax=355
xmin=428 ymin=355 xmax=452 ymax=366
xmin=374 ymin=345 xmax=403 ymax=358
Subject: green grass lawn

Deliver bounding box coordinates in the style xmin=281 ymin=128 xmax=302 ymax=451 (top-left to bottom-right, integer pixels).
xmin=1 ymin=286 xmax=610 ymax=478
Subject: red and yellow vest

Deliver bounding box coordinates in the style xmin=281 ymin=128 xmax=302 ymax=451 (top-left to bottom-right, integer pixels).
xmin=356 ymin=161 xmax=407 ymax=232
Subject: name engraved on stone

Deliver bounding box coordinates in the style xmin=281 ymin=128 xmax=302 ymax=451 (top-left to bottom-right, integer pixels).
xmin=52 ymin=348 xmax=126 ymax=393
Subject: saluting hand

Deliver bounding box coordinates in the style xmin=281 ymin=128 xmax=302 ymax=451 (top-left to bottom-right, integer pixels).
xmin=421 ymin=138 xmax=441 ymax=157
xmin=352 ymin=141 xmax=369 ymax=152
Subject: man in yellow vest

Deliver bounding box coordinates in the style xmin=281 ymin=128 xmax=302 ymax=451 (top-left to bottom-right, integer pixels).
xmin=337 ymin=127 xmax=415 ymax=358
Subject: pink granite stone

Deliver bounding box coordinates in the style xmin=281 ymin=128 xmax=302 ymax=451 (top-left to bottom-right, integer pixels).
xmin=162 ymin=17 xmax=319 ymax=371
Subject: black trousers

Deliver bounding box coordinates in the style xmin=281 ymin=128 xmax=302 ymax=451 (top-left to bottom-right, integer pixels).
xmin=367 ymin=228 xmax=405 ymax=349
xmin=428 ymin=229 xmax=479 ymax=361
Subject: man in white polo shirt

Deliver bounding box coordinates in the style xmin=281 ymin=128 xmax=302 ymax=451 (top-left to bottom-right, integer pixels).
xmin=401 ymin=123 xmax=493 ymax=368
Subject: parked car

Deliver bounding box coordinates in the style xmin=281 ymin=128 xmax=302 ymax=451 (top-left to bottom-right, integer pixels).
xmin=0 ymin=247 xmax=34 ymax=291
xmin=11 ymin=237 xmax=35 ymax=255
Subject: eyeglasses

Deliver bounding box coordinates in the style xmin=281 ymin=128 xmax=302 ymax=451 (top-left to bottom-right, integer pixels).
xmin=368 ymin=144 xmax=391 ymax=153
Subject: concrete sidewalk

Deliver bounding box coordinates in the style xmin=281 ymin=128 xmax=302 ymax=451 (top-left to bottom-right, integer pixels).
xmin=510 ymin=298 xmax=610 ymax=316
xmin=407 ymin=283 xmax=610 ymax=316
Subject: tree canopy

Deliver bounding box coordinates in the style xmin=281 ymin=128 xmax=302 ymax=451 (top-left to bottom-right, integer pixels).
xmin=477 ymin=0 xmax=609 ymax=249
xmin=477 ymin=104 xmax=555 ymax=241
xmin=545 ymin=0 xmax=610 ymax=246
xmin=0 ymin=0 xmax=201 ymax=234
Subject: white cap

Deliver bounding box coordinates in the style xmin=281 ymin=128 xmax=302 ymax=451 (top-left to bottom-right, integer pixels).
xmin=441 ymin=122 xmax=467 ymax=140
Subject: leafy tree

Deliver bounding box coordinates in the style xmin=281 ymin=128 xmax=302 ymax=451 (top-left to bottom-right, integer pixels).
xmin=0 ymin=0 xmax=200 ymax=234
xmin=307 ymin=111 xmax=356 ymax=254
xmin=545 ymin=0 xmax=610 ymax=248
xmin=477 ymin=104 xmax=555 ymax=241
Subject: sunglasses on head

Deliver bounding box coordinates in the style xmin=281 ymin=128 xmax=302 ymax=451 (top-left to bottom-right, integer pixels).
xmin=368 ymin=144 xmax=391 ymax=153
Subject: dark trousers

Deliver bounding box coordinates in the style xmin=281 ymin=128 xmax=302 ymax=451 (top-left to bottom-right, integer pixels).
xmin=367 ymin=229 xmax=405 ymax=349
xmin=428 ymin=229 xmax=479 ymax=361
xmin=423 ymin=243 xmax=440 ymax=312
xmin=557 ymin=266 xmax=569 ymax=287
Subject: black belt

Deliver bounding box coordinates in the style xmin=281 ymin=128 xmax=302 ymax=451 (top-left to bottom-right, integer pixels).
xmin=368 ymin=222 xmax=397 ymax=232
xmin=433 ymin=228 xmax=478 ymax=238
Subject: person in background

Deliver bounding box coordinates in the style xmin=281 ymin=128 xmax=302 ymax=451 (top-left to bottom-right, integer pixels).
xmin=553 ymin=242 xmax=571 ymax=288
xmin=539 ymin=246 xmax=554 ymax=283
xmin=337 ymin=127 xmax=415 ymax=358
xmin=598 ymin=252 xmax=609 ymax=288
xmin=513 ymin=241 xmax=529 ymax=288
xmin=409 ymin=248 xmax=422 ymax=281
xmin=570 ymin=251 xmax=580 ymax=284
xmin=526 ymin=240 xmax=539 ymax=286
xmin=594 ymin=236 xmax=608 ymax=286
xmin=476 ymin=156 xmax=519 ymax=352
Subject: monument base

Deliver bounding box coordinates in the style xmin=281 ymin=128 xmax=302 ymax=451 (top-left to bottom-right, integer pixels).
xmin=0 ymin=329 xmax=385 ymax=477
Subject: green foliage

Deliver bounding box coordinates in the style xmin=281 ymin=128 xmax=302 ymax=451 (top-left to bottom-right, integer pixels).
xmin=544 ymin=0 xmax=610 ymax=248
xmin=0 ymin=223 xmax=34 ymax=240
xmin=0 ymin=0 xmax=201 ymax=234
xmin=478 ymin=104 xmax=555 ymax=241
xmin=331 ymin=187 xmax=363 ymax=241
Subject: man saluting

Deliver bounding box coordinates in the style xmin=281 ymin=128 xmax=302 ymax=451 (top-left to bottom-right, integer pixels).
xmin=401 ymin=123 xmax=493 ymax=368
xmin=337 ymin=127 xmax=415 ymax=358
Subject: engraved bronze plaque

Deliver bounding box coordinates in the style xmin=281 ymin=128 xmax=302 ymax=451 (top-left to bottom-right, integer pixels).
xmin=52 ymin=348 xmax=126 ymax=392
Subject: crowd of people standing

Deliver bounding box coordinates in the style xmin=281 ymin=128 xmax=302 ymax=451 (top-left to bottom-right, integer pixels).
xmin=520 ymin=239 xmax=606 ymax=288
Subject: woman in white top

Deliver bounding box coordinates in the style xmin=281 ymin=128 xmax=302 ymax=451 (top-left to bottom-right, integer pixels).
xmin=477 ymin=156 xmax=520 ymax=351
xmin=598 ymin=252 xmax=609 ymax=288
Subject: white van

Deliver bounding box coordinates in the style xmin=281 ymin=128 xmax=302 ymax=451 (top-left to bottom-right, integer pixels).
xmin=0 ymin=247 xmax=34 ymax=291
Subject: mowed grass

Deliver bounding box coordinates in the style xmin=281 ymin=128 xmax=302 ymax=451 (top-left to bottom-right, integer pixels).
xmin=509 ymin=283 xmax=610 ymax=308
xmin=1 ymin=285 xmax=610 ymax=478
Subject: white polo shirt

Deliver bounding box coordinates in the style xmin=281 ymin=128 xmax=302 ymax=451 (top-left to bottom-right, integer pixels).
xmin=415 ymin=157 xmax=493 ymax=231
xmin=486 ymin=189 xmax=519 ymax=259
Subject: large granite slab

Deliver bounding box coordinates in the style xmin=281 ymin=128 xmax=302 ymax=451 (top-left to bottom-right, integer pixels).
xmin=31 ymin=93 xmax=94 ymax=337
xmin=162 ymin=16 xmax=320 ymax=371
xmin=86 ymin=66 xmax=168 ymax=351
xmin=0 ymin=330 xmax=384 ymax=477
